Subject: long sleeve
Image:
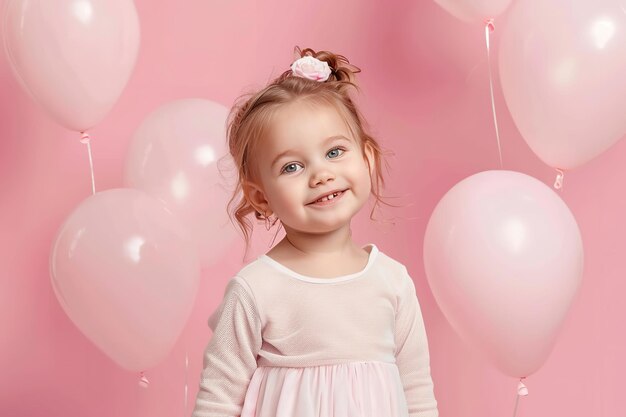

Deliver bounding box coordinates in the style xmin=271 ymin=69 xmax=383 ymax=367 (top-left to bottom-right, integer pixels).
xmin=394 ymin=266 xmax=439 ymax=417
xmin=191 ymin=276 xmax=263 ymax=417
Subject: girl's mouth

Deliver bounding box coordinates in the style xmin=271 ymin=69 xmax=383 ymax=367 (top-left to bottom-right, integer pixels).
xmin=307 ymin=190 xmax=346 ymax=207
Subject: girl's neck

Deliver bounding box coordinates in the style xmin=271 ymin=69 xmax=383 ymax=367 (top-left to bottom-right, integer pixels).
xmin=271 ymin=223 xmax=359 ymax=257
xmin=264 ymin=225 xmax=371 ymax=279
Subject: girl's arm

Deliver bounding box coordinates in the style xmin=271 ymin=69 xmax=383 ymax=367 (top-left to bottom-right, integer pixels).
xmin=395 ymin=266 xmax=439 ymax=417
xmin=191 ymin=276 xmax=262 ymax=417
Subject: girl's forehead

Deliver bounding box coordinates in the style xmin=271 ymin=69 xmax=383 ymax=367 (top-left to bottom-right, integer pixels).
xmin=267 ymin=101 xmax=351 ymax=145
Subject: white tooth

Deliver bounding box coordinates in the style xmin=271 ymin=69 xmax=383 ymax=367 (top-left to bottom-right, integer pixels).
xmin=315 ymin=191 xmax=341 ymax=203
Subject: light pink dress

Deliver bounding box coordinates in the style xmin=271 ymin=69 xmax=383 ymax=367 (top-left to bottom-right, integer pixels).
xmin=191 ymin=244 xmax=439 ymax=417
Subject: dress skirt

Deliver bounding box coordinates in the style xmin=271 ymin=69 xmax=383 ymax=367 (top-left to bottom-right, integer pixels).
xmin=240 ymin=360 xmax=409 ymax=417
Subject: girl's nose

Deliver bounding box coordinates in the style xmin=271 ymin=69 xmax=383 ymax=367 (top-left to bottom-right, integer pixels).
xmin=310 ymin=167 xmax=335 ymax=187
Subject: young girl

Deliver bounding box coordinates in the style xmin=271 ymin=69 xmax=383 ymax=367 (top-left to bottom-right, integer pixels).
xmin=191 ymin=46 xmax=439 ymax=417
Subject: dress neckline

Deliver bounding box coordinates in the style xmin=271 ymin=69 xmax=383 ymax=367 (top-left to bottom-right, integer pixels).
xmin=258 ymin=243 xmax=379 ymax=284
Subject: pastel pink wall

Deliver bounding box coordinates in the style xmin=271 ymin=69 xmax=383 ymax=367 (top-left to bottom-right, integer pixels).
xmin=1 ymin=0 xmax=624 ymax=416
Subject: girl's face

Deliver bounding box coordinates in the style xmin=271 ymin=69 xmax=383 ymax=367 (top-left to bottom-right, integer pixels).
xmin=246 ymin=100 xmax=374 ymax=234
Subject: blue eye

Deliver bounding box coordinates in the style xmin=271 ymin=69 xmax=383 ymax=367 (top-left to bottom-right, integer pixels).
xmin=327 ymin=147 xmax=345 ymax=158
xmin=282 ymin=163 xmax=301 ymax=174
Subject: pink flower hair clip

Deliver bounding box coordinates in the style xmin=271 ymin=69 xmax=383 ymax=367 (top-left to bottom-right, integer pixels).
xmin=290 ymin=56 xmax=333 ymax=82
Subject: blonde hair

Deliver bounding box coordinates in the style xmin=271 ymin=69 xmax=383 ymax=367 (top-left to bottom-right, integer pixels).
xmin=220 ymin=46 xmax=397 ymax=258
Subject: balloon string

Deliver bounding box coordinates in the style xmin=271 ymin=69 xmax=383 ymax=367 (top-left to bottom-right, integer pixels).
xmin=513 ymin=377 xmax=528 ymax=417
xmin=185 ymin=349 xmax=189 ymax=417
xmin=80 ymin=132 xmax=96 ymax=195
xmin=484 ymin=18 xmax=503 ymax=169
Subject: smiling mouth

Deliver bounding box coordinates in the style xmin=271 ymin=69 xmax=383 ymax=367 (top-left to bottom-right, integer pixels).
xmin=308 ymin=189 xmax=347 ymax=205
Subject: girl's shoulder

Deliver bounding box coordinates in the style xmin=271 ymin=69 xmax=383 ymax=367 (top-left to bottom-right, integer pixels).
xmin=373 ymin=249 xmax=407 ymax=272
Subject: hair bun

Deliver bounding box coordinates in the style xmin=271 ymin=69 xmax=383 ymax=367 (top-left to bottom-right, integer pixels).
xmin=294 ymin=46 xmax=361 ymax=85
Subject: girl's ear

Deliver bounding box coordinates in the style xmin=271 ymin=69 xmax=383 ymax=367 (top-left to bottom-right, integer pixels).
xmin=243 ymin=180 xmax=273 ymax=216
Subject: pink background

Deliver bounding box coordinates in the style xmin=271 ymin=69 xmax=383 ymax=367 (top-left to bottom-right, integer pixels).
xmin=1 ymin=0 xmax=624 ymax=416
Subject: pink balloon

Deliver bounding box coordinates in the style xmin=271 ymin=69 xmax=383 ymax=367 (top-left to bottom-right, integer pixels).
xmin=50 ymin=189 xmax=201 ymax=371
xmin=423 ymin=170 xmax=583 ymax=377
xmin=123 ymin=99 xmax=237 ymax=269
xmin=433 ymin=0 xmax=513 ymax=23
xmin=499 ymin=0 xmax=626 ymax=170
xmin=2 ymin=0 xmax=140 ymax=132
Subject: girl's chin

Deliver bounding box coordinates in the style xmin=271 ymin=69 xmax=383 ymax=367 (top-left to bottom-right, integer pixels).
xmin=303 ymin=219 xmax=354 ymax=233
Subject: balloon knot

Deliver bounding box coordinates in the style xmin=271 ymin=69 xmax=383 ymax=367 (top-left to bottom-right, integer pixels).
xmin=80 ymin=131 xmax=90 ymax=144
xmin=139 ymin=371 xmax=150 ymax=388
xmin=517 ymin=379 xmax=529 ymax=396
xmin=554 ymin=168 xmax=564 ymax=190
xmin=485 ymin=18 xmax=495 ymax=32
